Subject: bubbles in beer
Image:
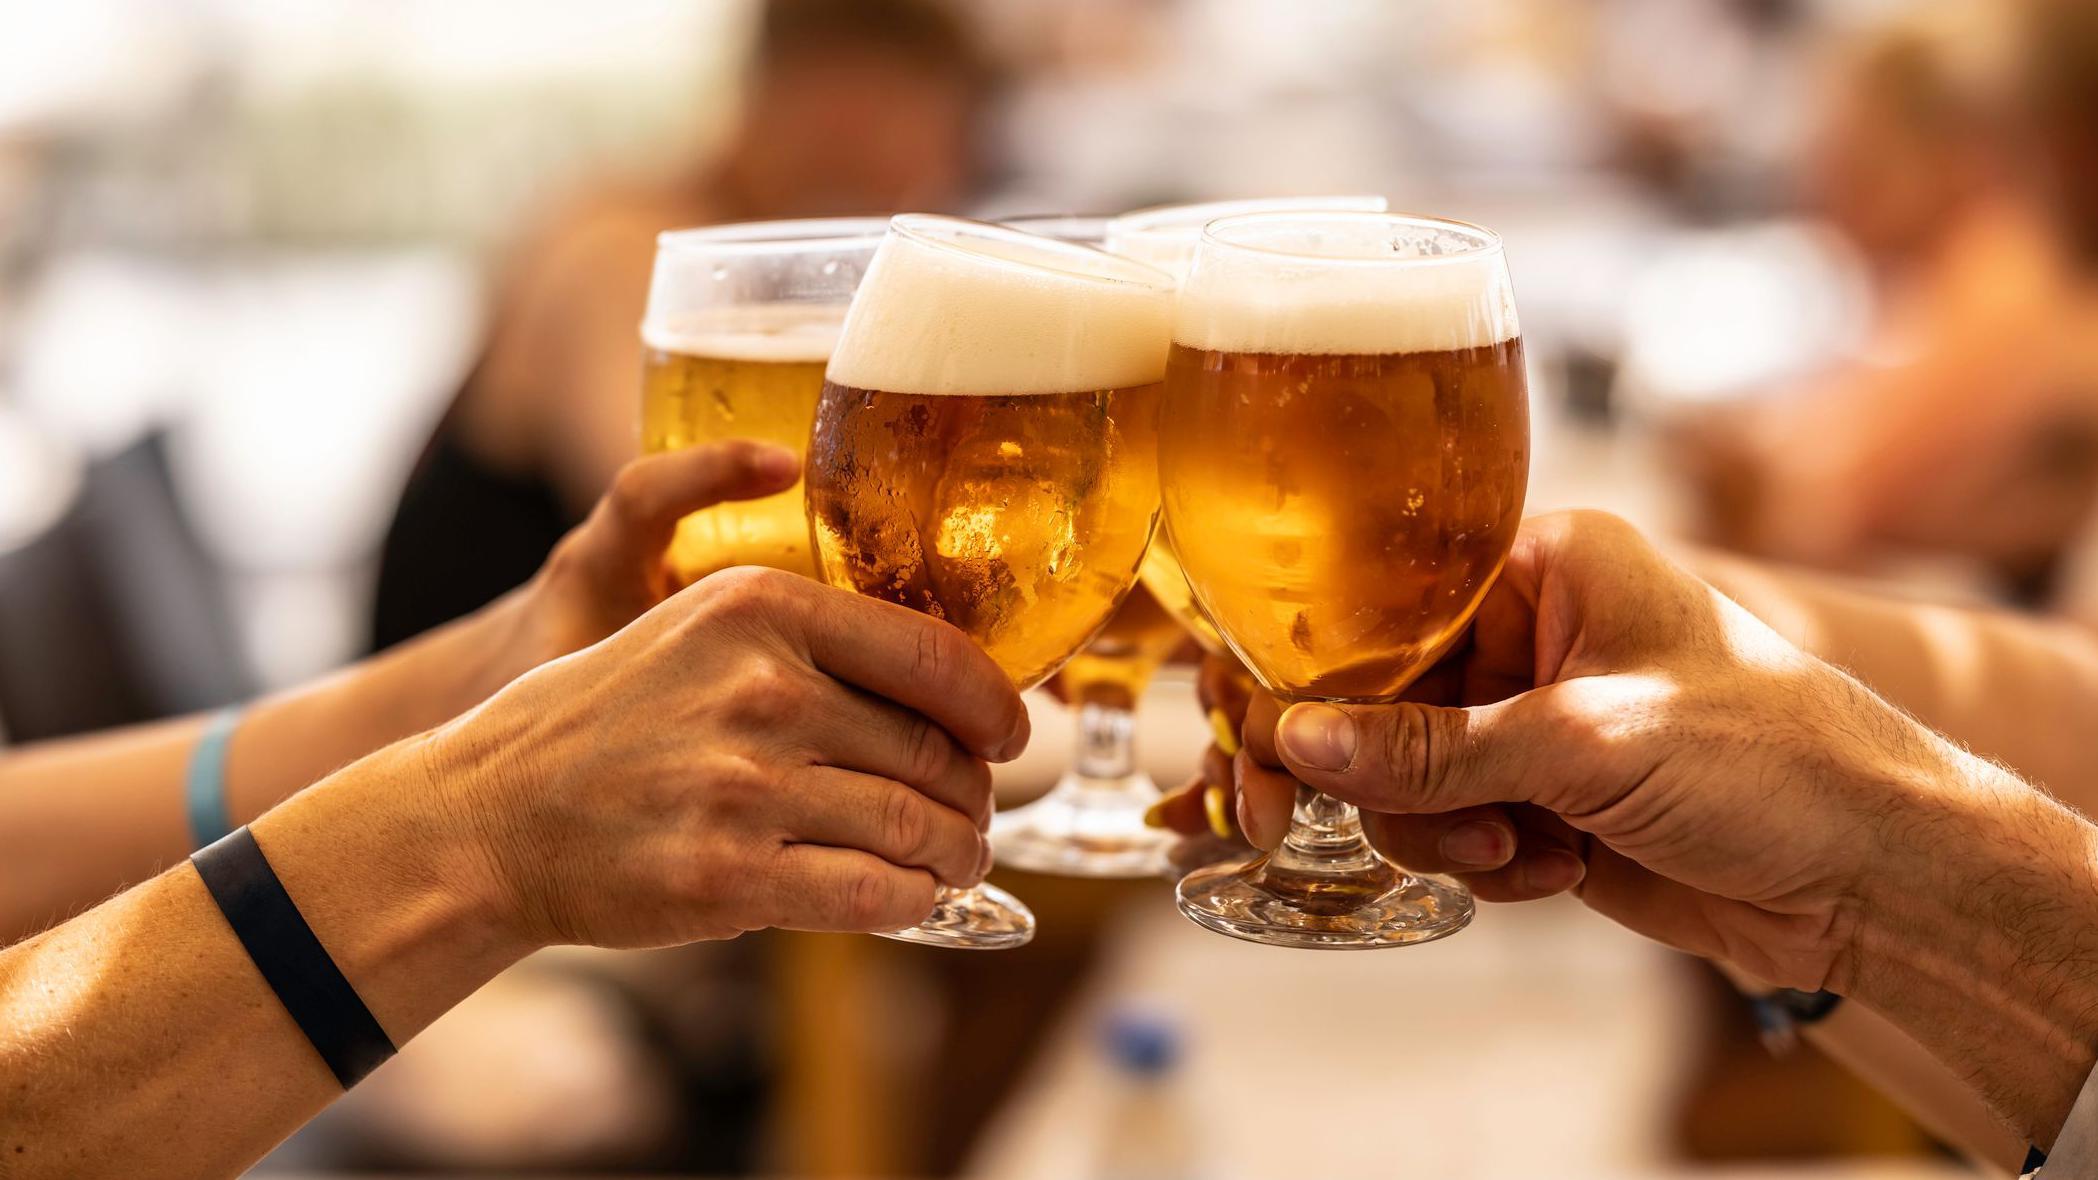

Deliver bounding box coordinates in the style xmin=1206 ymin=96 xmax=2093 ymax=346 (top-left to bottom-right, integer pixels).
xmin=1159 ymin=212 xmax=1529 ymax=701
xmin=808 ymin=217 xmax=1174 ymax=689
xmin=641 ymin=304 xmax=845 ymax=582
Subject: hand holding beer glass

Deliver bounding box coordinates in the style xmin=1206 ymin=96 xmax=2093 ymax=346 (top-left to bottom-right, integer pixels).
xmin=1160 ymin=211 xmax=1529 ymax=948
xmin=641 ymin=219 xmax=885 ymax=584
xmin=806 ymin=215 xmax=1175 ymax=947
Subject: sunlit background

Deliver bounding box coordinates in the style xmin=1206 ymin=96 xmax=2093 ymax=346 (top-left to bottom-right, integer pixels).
xmin=3 ymin=0 xmax=2093 ymax=1175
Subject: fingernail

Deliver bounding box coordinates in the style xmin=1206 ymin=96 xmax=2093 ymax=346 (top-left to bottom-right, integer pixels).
xmin=989 ymin=728 xmax=1029 ymax=763
xmin=1278 ymin=704 xmax=1355 ymax=771
xmin=1204 ymin=786 xmax=1235 ymax=840
xmin=1524 ymin=850 xmax=1586 ymax=894
xmin=1206 ymin=707 xmax=1241 ymax=757
xmin=1142 ymin=800 xmax=1169 ymax=829
xmin=1440 ymin=821 xmax=1512 ymax=868
xmin=975 ymin=839 xmax=995 ymax=882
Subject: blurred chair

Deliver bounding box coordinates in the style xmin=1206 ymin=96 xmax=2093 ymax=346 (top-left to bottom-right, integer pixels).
xmin=0 ymin=432 xmax=250 ymax=741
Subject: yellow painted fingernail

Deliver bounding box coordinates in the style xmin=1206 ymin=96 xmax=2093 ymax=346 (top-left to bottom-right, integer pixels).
xmin=1204 ymin=786 xmax=1235 ymax=840
xmin=1207 ymin=707 xmax=1241 ymax=757
xmin=1142 ymin=800 xmax=1169 ymax=829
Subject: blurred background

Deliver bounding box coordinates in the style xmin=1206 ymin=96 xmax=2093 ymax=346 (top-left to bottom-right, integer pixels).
xmin=3 ymin=0 xmax=2094 ymax=1175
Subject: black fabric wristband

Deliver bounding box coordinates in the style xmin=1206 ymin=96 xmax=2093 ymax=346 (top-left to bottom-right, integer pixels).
xmin=190 ymin=826 xmax=397 ymax=1088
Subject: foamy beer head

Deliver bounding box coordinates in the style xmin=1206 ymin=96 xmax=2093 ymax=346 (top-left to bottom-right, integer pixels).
xmin=1105 ymin=194 xmax=1389 ymax=283
xmin=640 ymin=218 xmax=884 ymax=583
xmin=808 ymin=215 xmax=1176 ymax=690
xmin=1159 ymin=211 xmax=1530 ymax=702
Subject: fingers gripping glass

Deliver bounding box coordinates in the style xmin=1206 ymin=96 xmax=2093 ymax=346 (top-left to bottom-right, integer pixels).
xmin=1157 ymin=211 xmax=1530 ymax=949
xmin=806 ymin=214 xmax=1177 ymax=947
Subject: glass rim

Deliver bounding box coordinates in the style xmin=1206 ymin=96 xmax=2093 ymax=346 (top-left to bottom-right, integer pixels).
xmin=655 ymin=216 xmax=891 ymax=257
xmin=1196 ymin=210 xmax=1504 ymax=268
xmin=889 ymin=213 xmax=1175 ymax=291
xmin=1108 ymin=194 xmax=1389 ymax=239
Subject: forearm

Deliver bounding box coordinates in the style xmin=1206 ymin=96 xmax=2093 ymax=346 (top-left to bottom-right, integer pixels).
xmin=0 ymin=592 xmax=532 ymax=943
xmin=1693 ymin=550 xmax=2098 ymax=792
xmin=0 ymin=737 xmax=527 ymax=1178
xmin=1844 ymin=753 xmax=2098 ymax=1148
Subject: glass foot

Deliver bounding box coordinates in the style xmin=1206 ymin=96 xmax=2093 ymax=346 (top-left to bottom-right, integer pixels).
xmin=992 ymin=769 xmax=1173 ymax=879
xmin=1176 ymin=852 xmax=1474 ymax=950
xmin=877 ymin=881 xmax=1035 ymax=950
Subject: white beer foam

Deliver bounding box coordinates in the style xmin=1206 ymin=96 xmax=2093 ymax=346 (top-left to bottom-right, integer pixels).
xmin=1173 ymin=215 xmax=1520 ymax=356
xmin=826 ymin=217 xmax=1174 ymax=396
xmin=642 ymin=305 xmax=842 ymax=363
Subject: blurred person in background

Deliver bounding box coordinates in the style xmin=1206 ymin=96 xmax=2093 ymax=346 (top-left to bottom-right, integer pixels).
xmin=372 ymin=0 xmax=995 ymax=650
xmin=1682 ymin=0 xmax=2098 ymax=602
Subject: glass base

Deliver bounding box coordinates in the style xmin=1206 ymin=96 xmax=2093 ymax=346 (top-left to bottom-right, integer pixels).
xmin=1176 ymin=852 xmax=1475 ymax=950
xmin=876 ymin=881 xmax=1035 ymax=950
xmin=991 ymin=769 xmax=1173 ymax=879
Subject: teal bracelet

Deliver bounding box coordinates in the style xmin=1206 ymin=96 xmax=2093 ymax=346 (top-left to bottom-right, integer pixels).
xmin=186 ymin=707 xmax=244 ymax=849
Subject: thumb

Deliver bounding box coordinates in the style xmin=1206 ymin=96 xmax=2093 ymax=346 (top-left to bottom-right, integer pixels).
xmin=1274 ymin=688 xmax=1603 ymax=816
xmin=593 ymin=440 xmax=801 ymax=557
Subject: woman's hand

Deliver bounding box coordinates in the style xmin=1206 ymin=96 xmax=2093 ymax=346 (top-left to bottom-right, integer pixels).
xmin=425 ymin=565 xmax=1031 ymax=949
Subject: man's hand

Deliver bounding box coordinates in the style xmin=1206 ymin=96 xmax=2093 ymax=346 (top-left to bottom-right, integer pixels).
xmin=1234 ymin=511 xmax=1997 ymax=993
xmin=423 ymin=566 xmax=1030 ymax=949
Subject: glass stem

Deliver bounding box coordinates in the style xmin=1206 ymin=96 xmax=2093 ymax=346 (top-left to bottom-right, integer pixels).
xmin=1260 ymin=785 xmax=1392 ymax=885
xmin=1072 ymin=700 xmax=1137 ymax=782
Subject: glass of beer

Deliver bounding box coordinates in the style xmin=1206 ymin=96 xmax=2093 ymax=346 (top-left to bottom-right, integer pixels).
xmin=1104 ymin=195 xmax=1390 ymax=657
xmin=806 ymin=214 xmax=1175 ymax=947
xmin=641 ymin=218 xmax=886 ymax=585
xmin=1159 ymin=210 xmax=1529 ymax=949
xmin=975 ymin=211 xmax=1192 ymax=879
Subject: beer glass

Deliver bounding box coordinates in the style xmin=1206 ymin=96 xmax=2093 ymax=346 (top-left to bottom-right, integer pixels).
xmin=641 ymin=218 xmax=886 ymax=584
xmin=807 ymin=214 xmax=1175 ymax=947
xmin=1105 ymin=195 xmax=1390 ymax=657
xmin=982 ymin=211 xmax=1191 ymax=878
xmin=1160 ymin=211 xmax=1529 ymax=949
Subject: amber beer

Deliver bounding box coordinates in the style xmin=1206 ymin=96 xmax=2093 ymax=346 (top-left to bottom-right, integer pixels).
xmin=805 ymin=215 xmax=1174 ymax=692
xmin=1105 ymin=196 xmax=1390 ymax=657
xmin=1161 ymin=341 xmax=1528 ymax=700
xmin=641 ymin=306 xmax=837 ymax=582
xmin=1160 ymin=211 xmax=1528 ymax=703
xmin=1164 ymin=210 xmax=1527 ymax=949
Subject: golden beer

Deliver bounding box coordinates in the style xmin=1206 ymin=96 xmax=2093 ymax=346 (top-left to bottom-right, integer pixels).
xmin=806 ymin=214 xmax=1175 ymax=945
xmin=641 ymin=306 xmax=837 ymax=583
xmin=807 ymin=380 xmax=1163 ymax=692
xmin=1163 ymin=209 xmax=1527 ymax=949
xmin=1105 ymin=196 xmax=1389 ymax=660
xmin=1055 ymin=582 xmax=1187 ymax=707
xmin=1135 ymin=535 xmax=1226 ymax=655
xmin=1160 ymin=341 xmax=1528 ymax=700
xmin=640 ymin=218 xmax=884 ymax=585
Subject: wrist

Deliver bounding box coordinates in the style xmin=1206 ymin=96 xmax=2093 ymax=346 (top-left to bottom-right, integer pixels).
xmin=413 ymin=698 xmax=558 ymax=956
xmin=248 ymin=736 xmax=538 ymax=1038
